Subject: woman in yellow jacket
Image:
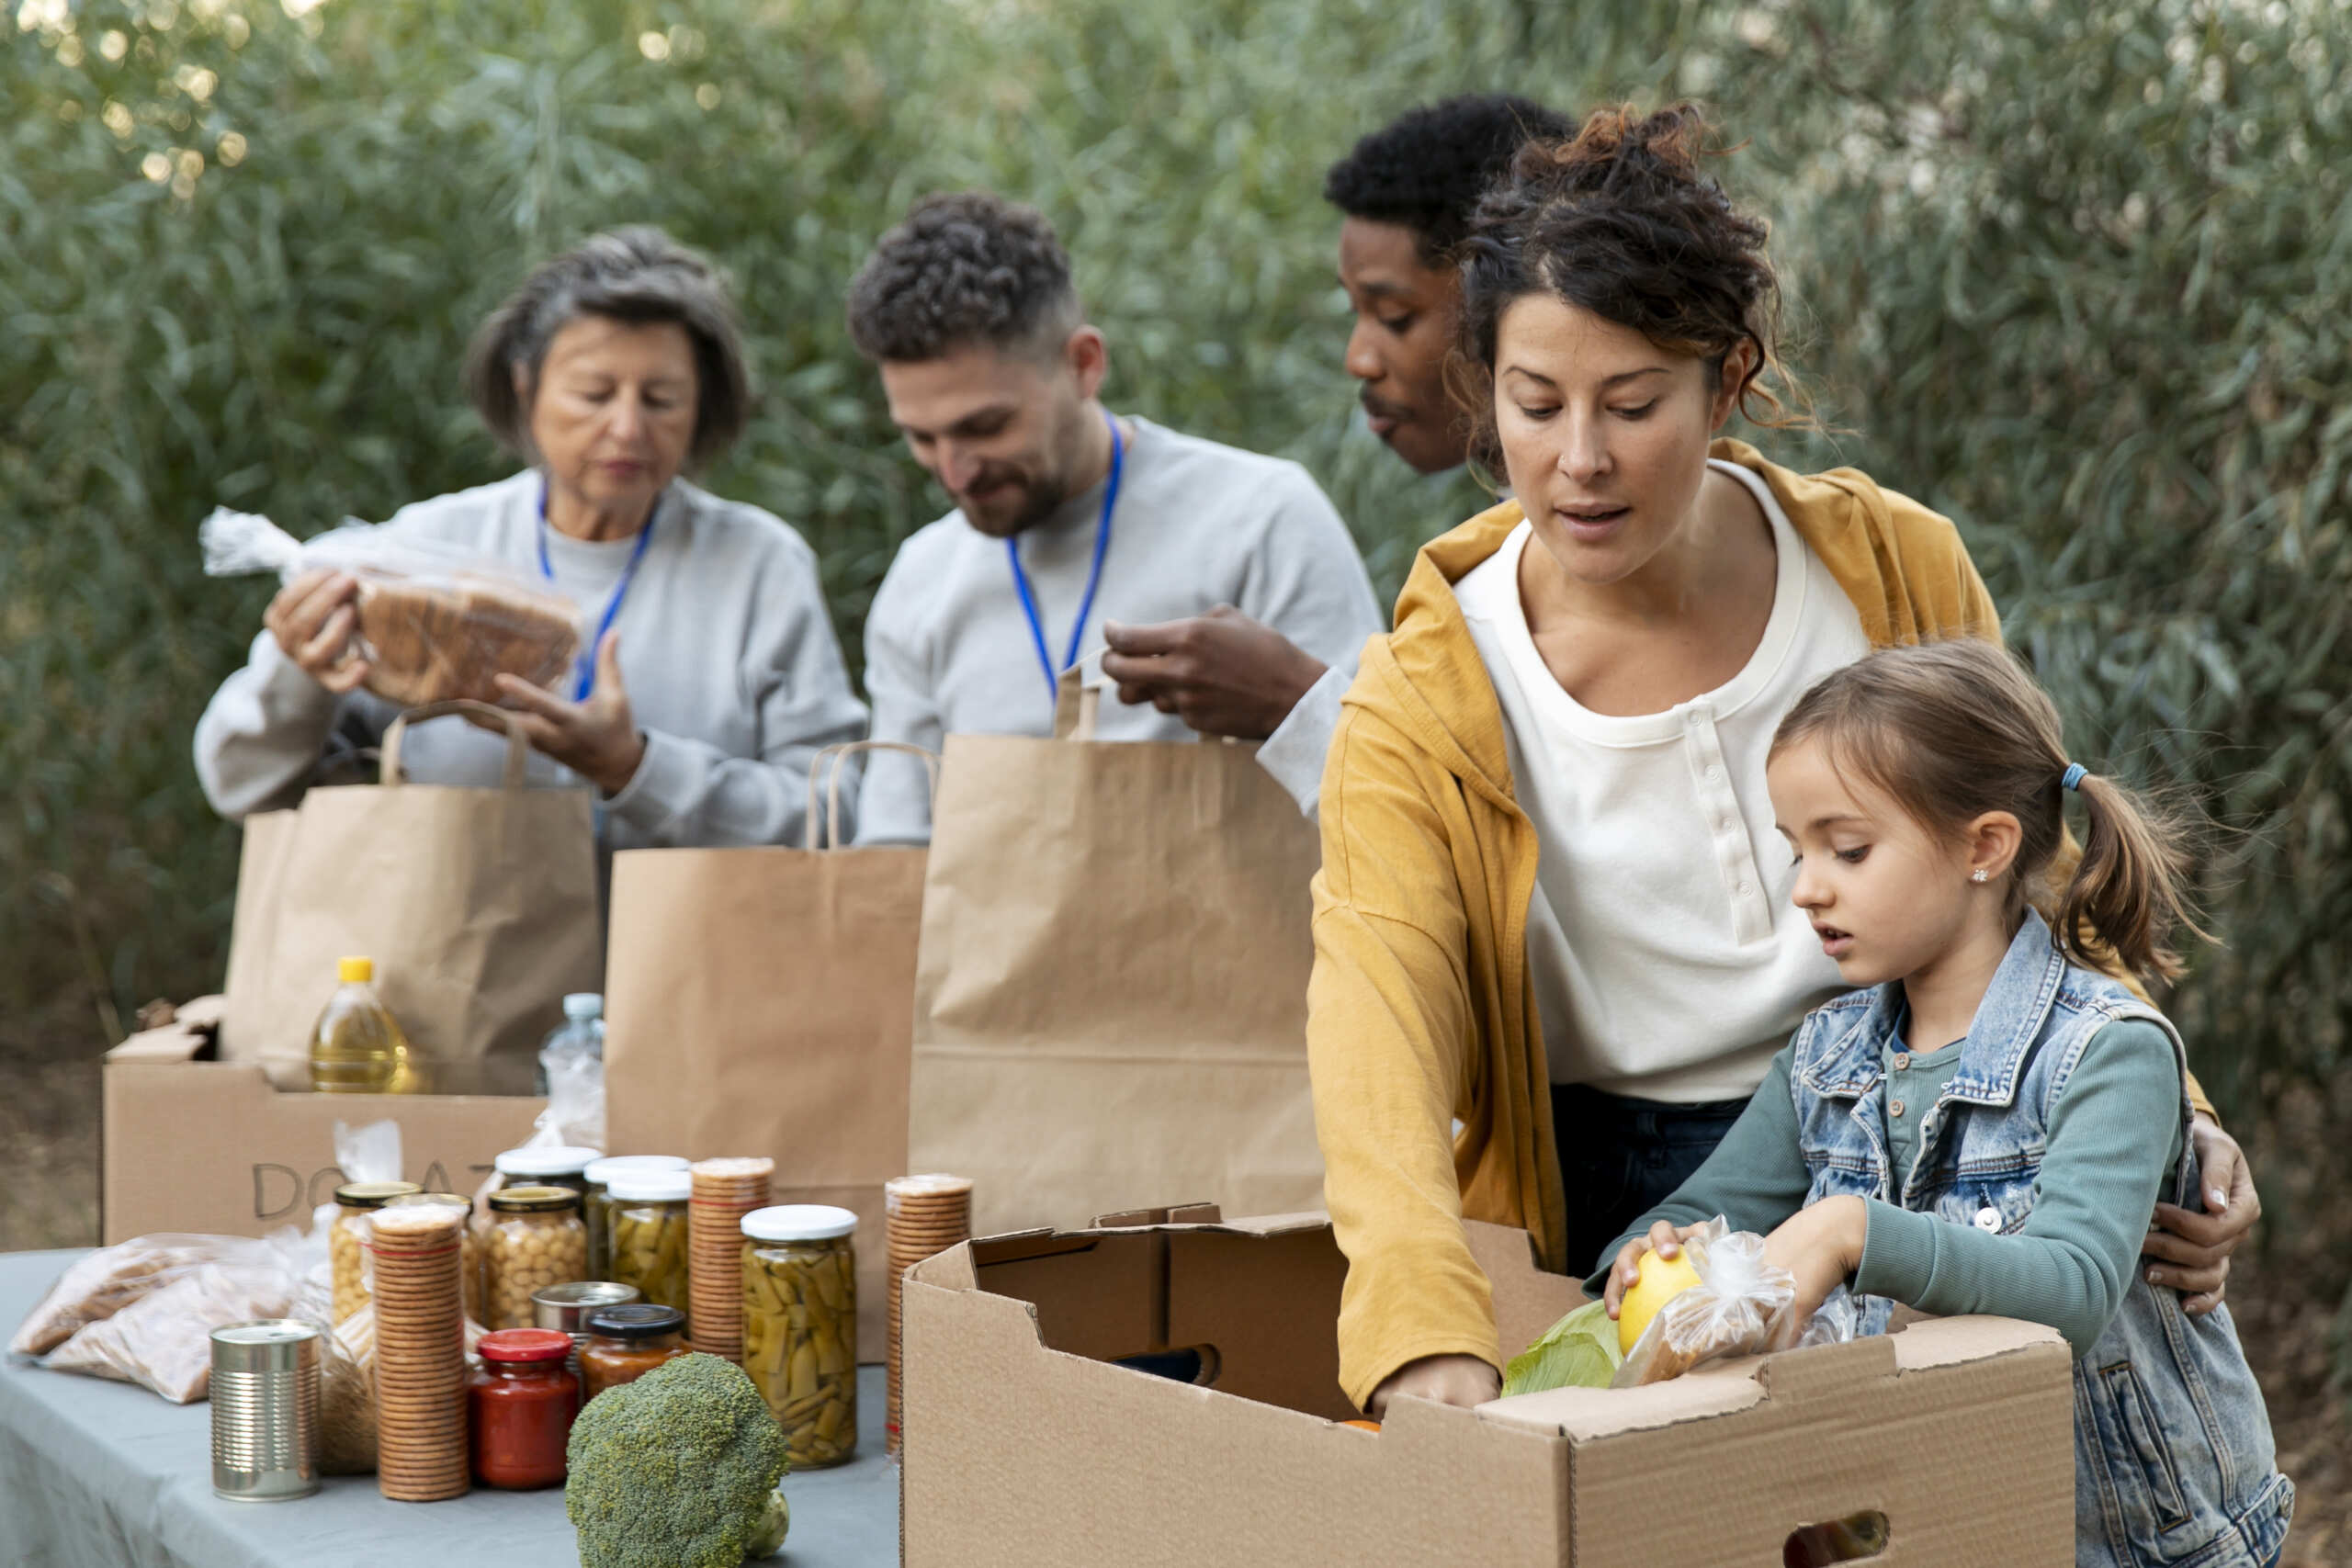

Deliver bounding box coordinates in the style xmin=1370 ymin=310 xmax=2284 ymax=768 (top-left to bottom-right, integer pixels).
xmin=1308 ymin=105 xmax=2259 ymax=1416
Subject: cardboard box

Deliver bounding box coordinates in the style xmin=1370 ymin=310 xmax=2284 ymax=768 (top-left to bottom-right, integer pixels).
xmin=102 ymin=997 xmax=545 ymax=1243
xmin=903 ymin=1208 xmax=2075 ymax=1567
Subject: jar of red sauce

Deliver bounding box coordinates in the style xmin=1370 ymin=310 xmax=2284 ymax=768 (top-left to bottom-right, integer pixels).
xmin=469 ymin=1328 xmax=580 ymax=1489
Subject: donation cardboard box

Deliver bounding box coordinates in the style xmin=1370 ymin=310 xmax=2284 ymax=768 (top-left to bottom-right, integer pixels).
xmin=902 ymin=1208 xmax=2075 ymax=1567
xmin=102 ymin=997 xmax=545 ymax=1243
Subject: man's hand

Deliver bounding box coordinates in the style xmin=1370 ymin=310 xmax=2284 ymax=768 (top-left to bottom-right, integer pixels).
xmin=2143 ymin=1113 xmax=2259 ymax=1315
xmin=1100 ymin=605 xmax=1326 ymax=739
xmin=265 ymin=568 xmax=370 ymax=694
xmin=1365 ymin=1353 xmax=1500 ymax=1419
xmin=486 ymin=631 xmax=647 ymax=795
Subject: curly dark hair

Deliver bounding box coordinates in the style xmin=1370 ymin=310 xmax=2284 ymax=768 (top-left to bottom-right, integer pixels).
xmin=845 ymin=191 xmax=1083 ymax=363
xmin=464 ymin=226 xmax=750 ymax=466
xmin=1323 ymin=94 xmax=1577 ymax=265
xmin=1453 ymin=103 xmax=1807 ymax=460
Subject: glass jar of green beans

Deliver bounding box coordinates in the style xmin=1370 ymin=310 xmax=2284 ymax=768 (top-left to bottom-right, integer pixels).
xmin=741 ymin=1205 xmax=857 ymax=1469
xmin=604 ymin=1169 xmax=691 ymax=1313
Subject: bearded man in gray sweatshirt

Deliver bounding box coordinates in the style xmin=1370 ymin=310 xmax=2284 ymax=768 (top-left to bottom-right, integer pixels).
xmin=845 ymin=191 xmax=1383 ymax=843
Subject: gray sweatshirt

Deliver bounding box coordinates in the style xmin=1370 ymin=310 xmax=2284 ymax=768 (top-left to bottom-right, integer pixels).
xmin=193 ymin=470 xmax=869 ymax=850
xmin=856 ymin=416 xmax=1384 ymax=843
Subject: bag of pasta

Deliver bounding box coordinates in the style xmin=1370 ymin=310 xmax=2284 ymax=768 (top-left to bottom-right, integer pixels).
xmin=9 ymin=1234 xmax=232 ymax=1357
xmin=40 ymin=1228 xmax=315 ymax=1404
xmin=199 ymin=508 xmax=585 ymax=707
xmin=1611 ymin=1217 xmax=1815 ymax=1387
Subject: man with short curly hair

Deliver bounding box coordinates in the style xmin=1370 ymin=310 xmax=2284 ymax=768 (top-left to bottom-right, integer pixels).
xmin=1325 ymin=94 xmax=1576 ymax=475
xmin=847 ymin=191 xmax=1382 ymax=843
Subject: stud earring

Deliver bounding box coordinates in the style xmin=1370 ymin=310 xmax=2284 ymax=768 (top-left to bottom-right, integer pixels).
xmin=1970 ymin=869 xmax=1989 ymax=884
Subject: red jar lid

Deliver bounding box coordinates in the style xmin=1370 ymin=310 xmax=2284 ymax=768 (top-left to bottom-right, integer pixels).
xmin=479 ymin=1328 xmax=574 ymax=1363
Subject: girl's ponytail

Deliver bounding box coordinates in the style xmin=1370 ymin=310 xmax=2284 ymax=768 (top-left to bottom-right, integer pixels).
xmin=2054 ymin=771 xmax=2204 ymax=985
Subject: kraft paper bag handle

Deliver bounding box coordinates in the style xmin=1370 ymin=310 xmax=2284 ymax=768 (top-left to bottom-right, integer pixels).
xmin=1052 ymin=669 xmax=1102 ymax=741
xmin=379 ymin=699 xmax=531 ymax=790
xmin=804 ymin=740 xmax=941 ymax=852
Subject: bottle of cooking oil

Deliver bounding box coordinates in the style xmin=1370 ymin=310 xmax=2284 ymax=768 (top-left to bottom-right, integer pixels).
xmin=308 ymin=956 xmax=412 ymax=1094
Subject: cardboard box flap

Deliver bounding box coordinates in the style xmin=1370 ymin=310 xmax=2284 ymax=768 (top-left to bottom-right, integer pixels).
xmin=107 ymin=995 xmax=224 ymax=1065
xmin=1478 ymin=1360 xmax=1767 ymax=1439
xmin=1464 ymin=1218 xmax=1586 ymax=1371
xmin=1889 ymin=1312 xmax=2062 ymax=1370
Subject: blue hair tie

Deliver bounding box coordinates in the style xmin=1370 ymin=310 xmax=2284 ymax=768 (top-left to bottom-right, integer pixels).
xmin=2061 ymin=762 xmax=2087 ymax=792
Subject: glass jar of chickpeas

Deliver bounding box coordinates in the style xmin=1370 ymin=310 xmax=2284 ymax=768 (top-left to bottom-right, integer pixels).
xmin=483 ymin=1186 xmax=589 ymax=1330
xmin=329 ymin=1181 xmax=420 ymax=1324
xmin=384 ymin=1190 xmax=482 ymax=1325
xmin=741 ymin=1205 xmax=858 ymax=1470
xmin=605 ymin=1170 xmax=691 ymax=1313
xmin=582 ymin=1155 xmax=688 ymax=1281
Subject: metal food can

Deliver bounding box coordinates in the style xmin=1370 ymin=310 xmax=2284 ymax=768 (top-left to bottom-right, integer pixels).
xmin=209 ymin=1320 xmax=321 ymax=1502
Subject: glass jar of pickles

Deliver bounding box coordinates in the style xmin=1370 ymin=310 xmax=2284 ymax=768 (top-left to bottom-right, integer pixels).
xmin=605 ymin=1170 xmax=691 ymax=1313
xmin=582 ymin=1155 xmax=689 ymax=1280
xmin=385 ymin=1191 xmax=482 ymax=1325
xmin=483 ymin=1187 xmax=589 ymax=1330
xmin=580 ymin=1304 xmax=692 ymax=1402
xmin=741 ymin=1205 xmax=858 ymax=1469
xmin=329 ymin=1181 xmax=420 ymax=1324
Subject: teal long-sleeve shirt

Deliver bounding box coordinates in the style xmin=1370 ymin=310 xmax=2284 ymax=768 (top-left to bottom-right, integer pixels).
xmin=1581 ymin=1021 xmax=2184 ymax=1356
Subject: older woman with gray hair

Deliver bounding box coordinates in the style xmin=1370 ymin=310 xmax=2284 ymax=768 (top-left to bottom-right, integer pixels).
xmin=196 ymin=226 xmax=867 ymax=848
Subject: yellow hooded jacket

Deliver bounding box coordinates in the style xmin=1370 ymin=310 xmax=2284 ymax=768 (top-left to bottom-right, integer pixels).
xmin=1307 ymin=439 xmax=2195 ymax=1409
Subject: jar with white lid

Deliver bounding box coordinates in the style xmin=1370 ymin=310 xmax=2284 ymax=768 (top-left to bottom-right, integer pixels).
xmin=605 ymin=1168 xmax=691 ymax=1313
xmin=492 ymin=1145 xmax=602 ymax=1201
xmin=741 ymin=1204 xmax=857 ymax=1469
xmin=582 ymin=1155 xmax=689 ymax=1280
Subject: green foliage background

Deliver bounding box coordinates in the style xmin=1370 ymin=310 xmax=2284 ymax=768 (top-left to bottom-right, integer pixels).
xmin=4 ymin=0 xmax=2346 ymax=1286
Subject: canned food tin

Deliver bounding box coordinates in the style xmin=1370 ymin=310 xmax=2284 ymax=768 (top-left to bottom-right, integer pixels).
xmin=209 ymin=1319 xmax=321 ymax=1502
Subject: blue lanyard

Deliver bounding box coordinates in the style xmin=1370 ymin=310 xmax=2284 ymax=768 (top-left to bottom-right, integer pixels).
xmin=537 ymin=485 xmax=658 ymax=701
xmin=1006 ymin=410 xmax=1123 ymax=705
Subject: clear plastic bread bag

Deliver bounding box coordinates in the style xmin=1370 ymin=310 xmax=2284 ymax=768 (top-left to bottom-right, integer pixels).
xmin=1611 ymin=1216 xmax=1852 ymax=1387
xmin=199 ymin=508 xmax=587 ymax=707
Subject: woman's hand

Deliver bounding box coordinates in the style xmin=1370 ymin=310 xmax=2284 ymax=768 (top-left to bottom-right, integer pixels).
xmin=486 ymin=631 xmax=647 ymax=795
xmin=264 ymin=569 xmax=369 ymax=694
xmin=1760 ymin=1196 xmax=1868 ymax=1331
xmin=2143 ymin=1113 xmax=2258 ymax=1315
xmin=1364 ymin=1353 xmax=1500 ymax=1419
xmin=1601 ymin=1220 xmax=1713 ymax=1320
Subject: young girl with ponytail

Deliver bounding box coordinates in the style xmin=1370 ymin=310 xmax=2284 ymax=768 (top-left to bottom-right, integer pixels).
xmin=1597 ymin=639 xmax=2291 ymax=1567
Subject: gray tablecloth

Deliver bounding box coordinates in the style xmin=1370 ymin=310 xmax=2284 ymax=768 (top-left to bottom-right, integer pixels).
xmin=0 ymin=1249 xmax=899 ymax=1567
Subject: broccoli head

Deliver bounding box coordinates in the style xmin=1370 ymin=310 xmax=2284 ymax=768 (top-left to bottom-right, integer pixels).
xmin=565 ymin=1352 xmax=790 ymax=1568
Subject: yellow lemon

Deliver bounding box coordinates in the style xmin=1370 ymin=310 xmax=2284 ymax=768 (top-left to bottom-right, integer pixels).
xmin=1618 ymin=1248 xmax=1703 ymax=1354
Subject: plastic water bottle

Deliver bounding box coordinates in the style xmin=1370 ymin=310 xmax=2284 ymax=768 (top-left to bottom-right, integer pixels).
xmin=536 ymin=993 xmax=605 ymax=1097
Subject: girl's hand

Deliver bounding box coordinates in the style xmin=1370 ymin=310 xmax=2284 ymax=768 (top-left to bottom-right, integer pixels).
xmin=1761 ymin=1196 xmax=1869 ymax=1331
xmin=1602 ymin=1220 xmax=1713 ymax=1319
xmin=485 ymin=631 xmax=647 ymax=795
xmin=2143 ymin=1114 xmax=2259 ymax=1315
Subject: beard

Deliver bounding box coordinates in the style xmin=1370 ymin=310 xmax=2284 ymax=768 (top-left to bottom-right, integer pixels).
xmin=957 ymin=465 xmax=1072 ymax=538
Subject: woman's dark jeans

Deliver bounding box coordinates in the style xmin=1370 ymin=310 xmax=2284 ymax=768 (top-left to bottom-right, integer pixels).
xmin=1554 ymin=1082 xmax=1750 ymax=1279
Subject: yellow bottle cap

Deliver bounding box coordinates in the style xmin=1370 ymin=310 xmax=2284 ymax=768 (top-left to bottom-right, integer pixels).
xmin=337 ymin=956 xmax=373 ymax=984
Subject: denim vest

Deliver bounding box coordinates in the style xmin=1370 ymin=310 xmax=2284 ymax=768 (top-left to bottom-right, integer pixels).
xmin=1786 ymin=913 xmax=2293 ymax=1568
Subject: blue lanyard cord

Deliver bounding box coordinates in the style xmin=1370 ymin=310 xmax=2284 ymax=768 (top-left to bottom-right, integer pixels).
xmin=1007 ymin=410 xmax=1124 ymax=705
xmin=537 ymin=485 xmax=659 ymax=701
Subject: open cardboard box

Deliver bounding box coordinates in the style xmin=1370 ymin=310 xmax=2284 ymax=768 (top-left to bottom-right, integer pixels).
xmin=101 ymin=997 xmax=545 ymax=1243
xmin=902 ymin=1206 xmax=2075 ymax=1566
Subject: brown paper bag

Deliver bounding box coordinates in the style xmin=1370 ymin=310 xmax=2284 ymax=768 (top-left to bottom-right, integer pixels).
xmin=910 ymin=678 xmax=1326 ymax=1238
xmin=603 ymin=741 xmax=935 ymax=1362
xmin=220 ymin=701 xmax=602 ymax=1095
